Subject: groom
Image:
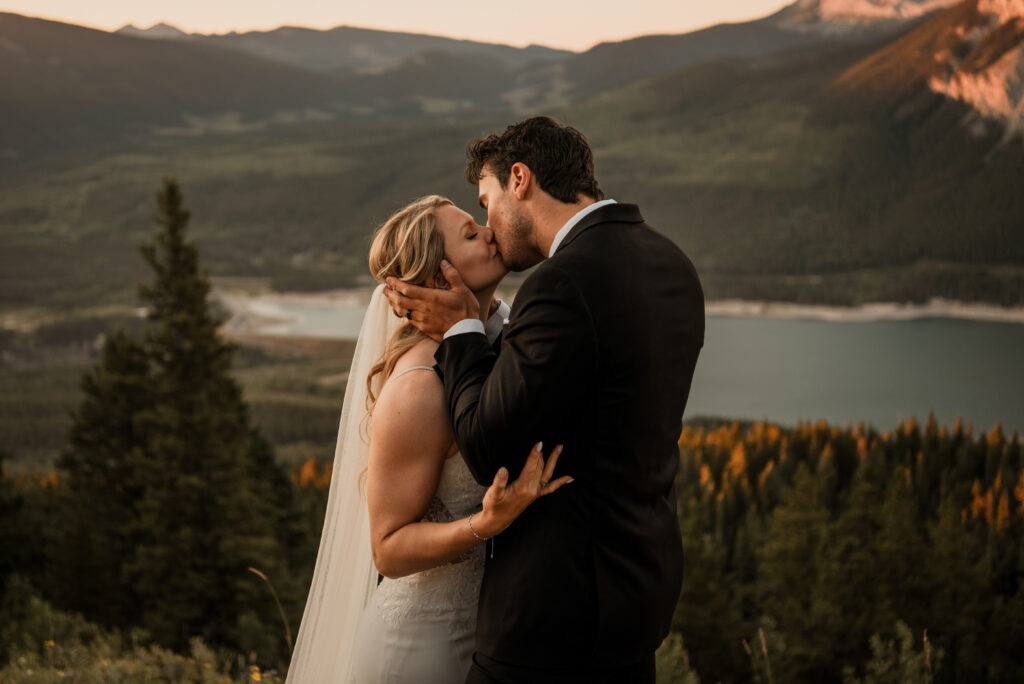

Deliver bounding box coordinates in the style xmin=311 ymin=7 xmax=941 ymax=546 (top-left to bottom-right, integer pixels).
xmin=385 ymin=116 xmax=704 ymax=684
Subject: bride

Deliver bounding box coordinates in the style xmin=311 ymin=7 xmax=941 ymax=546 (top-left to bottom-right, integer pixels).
xmin=286 ymin=195 xmax=572 ymax=683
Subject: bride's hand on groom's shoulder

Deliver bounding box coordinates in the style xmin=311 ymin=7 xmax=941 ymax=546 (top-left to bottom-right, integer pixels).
xmin=384 ymin=260 xmax=480 ymax=341
xmin=474 ymin=443 xmax=573 ymax=538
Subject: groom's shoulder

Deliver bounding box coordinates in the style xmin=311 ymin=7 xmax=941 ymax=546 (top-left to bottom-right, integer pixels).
xmin=519 ymin=257 xmax=579 ymax=296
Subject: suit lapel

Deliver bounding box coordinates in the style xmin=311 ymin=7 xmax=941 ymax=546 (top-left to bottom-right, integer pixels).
xmin=554 ymin=203 xmax=644 ymax=255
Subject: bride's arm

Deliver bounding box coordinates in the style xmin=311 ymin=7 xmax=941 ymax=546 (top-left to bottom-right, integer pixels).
xmin=367 ymin=370 xmax=569 ymax=579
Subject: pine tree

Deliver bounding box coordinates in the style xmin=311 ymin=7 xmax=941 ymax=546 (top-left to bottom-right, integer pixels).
xmin=812 ymin=460 xmax=886 ymax=679
xmin=923 ymin=498 xmax=990 ymax=683
xmin=673 ymin=494 xmax=746 ymax=683
xmin=0 ymin=450 xmax=23 ymax=603
xmin=57 ymin=331 xmax=153 ymax=627
xmin=125 ymin=178 xmax=293 ymax=657
xmin=989 ymin=543 xmax=1024 ymax=682
xmin=874 ymin=472 xmax=930 ymax=635
xmin=58 ymin=178 xmax=300 ymax=664
xmin=757 ymin=462 xmax=832 ymax=682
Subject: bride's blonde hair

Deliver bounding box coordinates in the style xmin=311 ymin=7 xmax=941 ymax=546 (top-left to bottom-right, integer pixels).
xmin=365 ymin=195 xmax=453 ymax=408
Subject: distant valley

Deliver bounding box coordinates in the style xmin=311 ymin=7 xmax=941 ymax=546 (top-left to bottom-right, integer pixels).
xmin=0 ymin=0 xmax=1022 ymax=318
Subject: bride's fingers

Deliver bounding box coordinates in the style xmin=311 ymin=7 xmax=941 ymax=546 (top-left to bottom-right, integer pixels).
xmin=540 ymin=445 xmax=563 ymax=484
xmin=487 ymin=466 xmax=509 ymax=499
xmin=518 ymin=442 xmax=543 ymax=481
xmin=538 ymin=475 xmax=574 ymax=496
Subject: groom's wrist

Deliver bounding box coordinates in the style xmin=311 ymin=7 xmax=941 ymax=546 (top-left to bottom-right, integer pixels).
xmin=443 ymin=318 xmax=486 ymax=339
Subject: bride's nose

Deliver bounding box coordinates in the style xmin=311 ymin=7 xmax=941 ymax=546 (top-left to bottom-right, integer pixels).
xmin=480 ymin=224 xmax=495 ymax=243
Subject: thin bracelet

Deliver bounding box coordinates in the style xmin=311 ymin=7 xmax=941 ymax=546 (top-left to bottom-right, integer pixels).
xmin=467 ymin=513 xmax=490 ymax=541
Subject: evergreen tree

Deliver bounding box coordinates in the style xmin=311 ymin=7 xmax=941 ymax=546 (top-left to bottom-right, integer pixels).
xmin=0 ymin=450 xmax=23 ymax=603
xmin=842 ymin=621 xmax=941 ymax=684
xmin=57 ymin=331 xmax=153 ymax=627
xmin=673 ymin=494 xmax=746 ymax=683
xmin=811 ymin=459 xmax=888 ymax=681
xmin=817 ymin=444 xmax=840 ymax=514
xmin=58 ymin=178 xmax=300 ymax=665
xmin=757 ymin=462 xmax=832 ymax=682
xmin=126 ymin=178 xmax=293 ymax=658
xmin=874 ymin=472 xmax=930 ymax=636
xmin=989 ymin=543 xmax=1024 ymax=682
xmin=923 ymin=498 xmax=990 ymax=684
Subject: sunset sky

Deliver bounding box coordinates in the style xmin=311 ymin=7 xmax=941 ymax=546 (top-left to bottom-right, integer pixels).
xmin=2 ymin=1 xmax=792 ymax=51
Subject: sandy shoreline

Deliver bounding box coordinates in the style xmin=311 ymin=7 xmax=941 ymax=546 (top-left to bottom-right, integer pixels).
xmin=705 ymin=298 xmax=1024 ymax=324
xmin=214 ymin=288 xmax=1024 ymax=339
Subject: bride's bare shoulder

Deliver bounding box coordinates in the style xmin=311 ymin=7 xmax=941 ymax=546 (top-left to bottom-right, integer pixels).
xmin=372 ymin=337 xmax=448 ymax=445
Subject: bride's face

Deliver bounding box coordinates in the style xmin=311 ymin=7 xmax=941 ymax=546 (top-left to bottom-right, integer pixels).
xmin=435 ymin=204 xmax=508 ymax=293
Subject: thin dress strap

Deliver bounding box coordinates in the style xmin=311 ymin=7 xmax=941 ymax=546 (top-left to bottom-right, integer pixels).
xmin=383 ymin=365 xmax=436 ymax=391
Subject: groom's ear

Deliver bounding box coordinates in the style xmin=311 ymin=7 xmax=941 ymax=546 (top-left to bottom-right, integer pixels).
xmin=509 ymin=162 xmax=532 ymax=201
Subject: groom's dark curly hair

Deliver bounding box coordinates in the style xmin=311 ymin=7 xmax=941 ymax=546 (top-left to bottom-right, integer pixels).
xmin=465 ymin=116 xmax=604 ymax=203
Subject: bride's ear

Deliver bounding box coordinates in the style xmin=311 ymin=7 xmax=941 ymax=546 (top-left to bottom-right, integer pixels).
xmin=432 ymin=270 xmax=449 ymax=289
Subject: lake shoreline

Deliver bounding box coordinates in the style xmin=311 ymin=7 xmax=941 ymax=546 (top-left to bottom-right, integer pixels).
xmin=705 ymin=298 xmax=1024 ymax=324
xmin=215 ymin=288 xmax=1024 ymax=338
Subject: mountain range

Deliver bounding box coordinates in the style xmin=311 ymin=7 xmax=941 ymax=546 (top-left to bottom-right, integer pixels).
xmin=774 ymin=0 xmax=962 ymax=32
xmin=6 ymin=0 xmax=1021 ymax=157
xmin=0 ymin=0 xmax=1021 ymax=310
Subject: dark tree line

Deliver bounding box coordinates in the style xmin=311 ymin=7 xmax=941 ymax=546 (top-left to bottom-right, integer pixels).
xmin=672 ymin=417 xmax=1024 ymax=683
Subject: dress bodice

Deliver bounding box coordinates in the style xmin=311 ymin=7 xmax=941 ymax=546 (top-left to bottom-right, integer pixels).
xmin=374 ymin=454 xmax=487 ymax=631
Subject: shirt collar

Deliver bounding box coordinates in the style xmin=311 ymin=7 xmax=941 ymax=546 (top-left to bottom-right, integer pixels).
xmin=547 ymin=199 xmax=618 ymax=257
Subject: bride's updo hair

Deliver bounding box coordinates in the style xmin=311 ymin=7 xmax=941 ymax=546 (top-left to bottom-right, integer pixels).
xmin=365 ymin=195 xmax=453 ymax=407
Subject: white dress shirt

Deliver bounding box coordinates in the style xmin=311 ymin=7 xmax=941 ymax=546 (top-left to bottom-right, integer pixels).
xmin=546 ymin=199 xmax=617 ymax=257
xmin=443 ymin=199 xmax=617 ymax=339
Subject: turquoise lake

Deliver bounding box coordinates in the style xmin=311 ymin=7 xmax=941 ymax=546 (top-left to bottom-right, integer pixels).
xmin=242 ymin=298 xmax=1024 ymax=434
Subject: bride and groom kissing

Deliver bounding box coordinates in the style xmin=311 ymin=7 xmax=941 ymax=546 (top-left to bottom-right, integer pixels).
xmin=286 ymin=116 xmax=705 ymax=684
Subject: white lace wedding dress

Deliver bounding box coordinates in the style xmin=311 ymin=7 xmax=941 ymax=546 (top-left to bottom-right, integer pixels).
xmin=351 ymin=449 xmax=487 ymax=684
xmin=287 ymin=292 xmax=488 ymax=684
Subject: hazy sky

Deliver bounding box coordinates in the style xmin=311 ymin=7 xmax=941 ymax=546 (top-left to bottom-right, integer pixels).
xmin=3 ymin=1 xmax=792 ymax=51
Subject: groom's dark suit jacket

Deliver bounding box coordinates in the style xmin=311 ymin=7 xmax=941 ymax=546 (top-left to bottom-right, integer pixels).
xmin=435 ymin=203 xmax=704 ymax=670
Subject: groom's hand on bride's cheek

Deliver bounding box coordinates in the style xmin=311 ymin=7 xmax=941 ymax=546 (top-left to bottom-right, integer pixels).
xmin=384 ymin=261 xmax=480 ymax=342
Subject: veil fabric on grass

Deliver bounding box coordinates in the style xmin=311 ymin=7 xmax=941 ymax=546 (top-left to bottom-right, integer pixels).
xmin=287 ymin=284 xmax=401 ymax=683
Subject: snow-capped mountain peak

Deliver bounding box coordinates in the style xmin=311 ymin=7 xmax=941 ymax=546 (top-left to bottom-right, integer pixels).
xmin=776 ymin=0 xmax=962 ymax=33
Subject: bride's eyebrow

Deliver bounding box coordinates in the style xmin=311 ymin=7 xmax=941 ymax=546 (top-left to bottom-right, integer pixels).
xmin=462 ymin=220 xmax=474 ymax=235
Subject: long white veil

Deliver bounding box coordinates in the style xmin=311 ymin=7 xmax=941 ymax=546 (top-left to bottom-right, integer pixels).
xmin=287 ymin=284 xmax=401 ymax=683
